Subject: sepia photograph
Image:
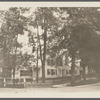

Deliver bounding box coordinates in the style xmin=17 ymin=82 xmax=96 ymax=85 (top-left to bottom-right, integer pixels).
xmin=0 ymin=2 xmax=100 ymax=98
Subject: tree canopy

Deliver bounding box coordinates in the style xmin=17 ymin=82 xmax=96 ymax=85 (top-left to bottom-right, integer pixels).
xmin=0 ymin=7 xmax=100 ymax=84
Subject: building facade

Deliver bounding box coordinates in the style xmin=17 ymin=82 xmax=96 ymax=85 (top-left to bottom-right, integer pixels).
xmin=14 ymin=56 xmax=82 ymax=79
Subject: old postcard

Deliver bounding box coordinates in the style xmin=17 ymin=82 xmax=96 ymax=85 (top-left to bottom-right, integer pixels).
xmin=0 ymin=1 xmax=100 ymax=98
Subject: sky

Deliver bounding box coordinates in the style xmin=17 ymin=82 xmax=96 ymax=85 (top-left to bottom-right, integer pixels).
xmin=17 ymin=32 xmax=32 ymax=54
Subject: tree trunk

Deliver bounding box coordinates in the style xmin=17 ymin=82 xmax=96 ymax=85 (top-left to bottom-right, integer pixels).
xmin=36 ymin=44 xmax=38 ymax=83
xmin=2 ymin=48 xmax=6 ymax=77
xmin=96 ymin=70 xmax=100 ymax=79
xmin=13 ymin=45 xmax=17 ymax=78
xmin=82 ymin=66 xmax=86 ymax=81
xmin=38 ymin=36 xmax=44 ymax=83
xmin=13 ymin=36 xmax=18 ymax=85
xmin=81 ymin=59 xmax=86 ymax=81
xmin=13 ymin=55 xmax=16 ymax=78
xmin=37 ymin=28 xmax=45 ymax=83
xmin=71 ymin=51 xmax=76 ymax=85
xmin=42 ymin=28 xmax=47 ymax=83
xmin=2 ymin=39 xmax=7 ymax=77
xmin=13 ymin=54 xmax=17 ymax=85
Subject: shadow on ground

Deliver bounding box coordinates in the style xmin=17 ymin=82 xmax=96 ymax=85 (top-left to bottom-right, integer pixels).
xmin=70 ymin=78 xmax=100 ymax=86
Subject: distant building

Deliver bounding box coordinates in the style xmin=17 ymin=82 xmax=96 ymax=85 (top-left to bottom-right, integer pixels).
xmin=14 ymin=55 xmax=82 ymax=79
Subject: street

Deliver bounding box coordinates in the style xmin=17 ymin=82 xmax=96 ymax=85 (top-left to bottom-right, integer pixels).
xmin=0 ymin=82 xmax=100 ymax=98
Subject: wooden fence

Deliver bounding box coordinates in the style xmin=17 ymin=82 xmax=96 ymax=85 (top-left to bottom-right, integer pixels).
xmin=0 ymin=75 xmax=82 ymax=88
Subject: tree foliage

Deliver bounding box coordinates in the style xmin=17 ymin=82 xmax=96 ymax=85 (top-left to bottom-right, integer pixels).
xmin=0 ymin=7 xmax=30 ymax=77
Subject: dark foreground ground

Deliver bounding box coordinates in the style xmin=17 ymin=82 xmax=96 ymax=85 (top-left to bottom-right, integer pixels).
xmin=0 ymin=78 xmax=100 ymax=98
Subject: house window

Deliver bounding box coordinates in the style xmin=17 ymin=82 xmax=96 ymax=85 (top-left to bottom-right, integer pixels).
xmin=66 ymin=70 xmax=69 ymax=74
xmin=51 ymin=70 xmax=57 ymax=75
xmin=47 ymin=69 xmax=57 ymax=75
xmin=51 ymin=69 xmax=54 ymax=75
xmin=47 ymin=69 xmax=51 ymax=75
xmin=20 ymin=70 xmax=32 ymax=76
xmin=55 ymin=70 xmax=57 ymax=75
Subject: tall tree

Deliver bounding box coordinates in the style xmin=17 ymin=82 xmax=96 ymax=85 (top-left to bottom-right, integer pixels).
xmin=0 ymin=7 xmax=30 ymax=78
xmin=30 ymin=7 xmax=59 ymax=83
xmin=51 ymin=7 xmax=100 ymax=84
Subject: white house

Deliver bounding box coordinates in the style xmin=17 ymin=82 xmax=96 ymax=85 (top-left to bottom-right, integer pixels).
xmin=14 ymin=55 xmax=82 ymax=79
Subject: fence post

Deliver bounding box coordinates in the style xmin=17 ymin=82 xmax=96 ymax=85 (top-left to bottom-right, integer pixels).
xmin=19 ymin=78 xmax=20 ymax=84
xmin=52 ymin=79 xmax=54 ymax=85
xmin=24 ymin=78 xmax=26 ymax=87
xmin=4 ymin=78 xmax=6 ymax=87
